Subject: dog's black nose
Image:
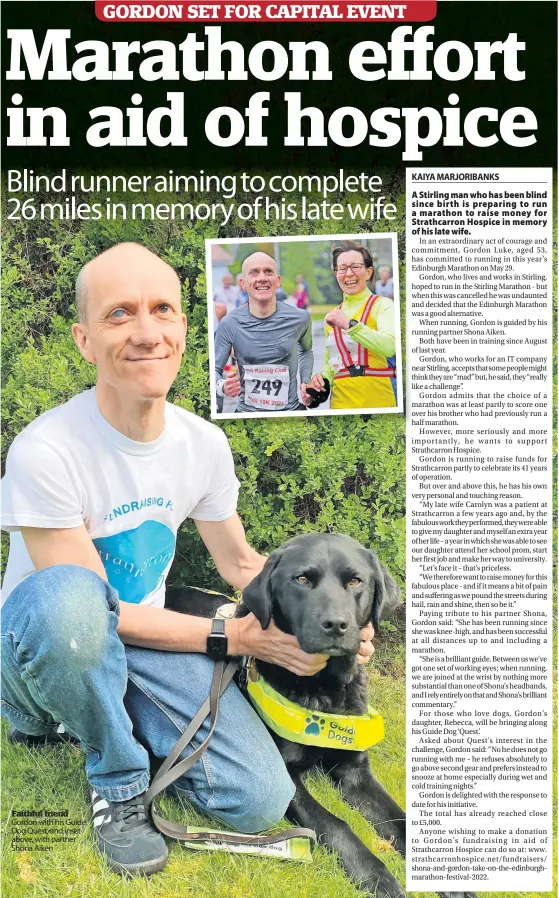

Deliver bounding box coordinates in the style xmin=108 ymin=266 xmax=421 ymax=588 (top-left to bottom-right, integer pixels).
xmin=320 ymin=615 xmax=349 ymax=636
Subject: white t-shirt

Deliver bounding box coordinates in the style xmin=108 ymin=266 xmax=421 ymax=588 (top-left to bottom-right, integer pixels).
xmin=1 ymin=389 xmax=240 ymax=606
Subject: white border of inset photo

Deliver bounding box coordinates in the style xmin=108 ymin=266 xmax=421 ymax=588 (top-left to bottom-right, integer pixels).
xmin=206 ymin=233 xmax=404 ymax=420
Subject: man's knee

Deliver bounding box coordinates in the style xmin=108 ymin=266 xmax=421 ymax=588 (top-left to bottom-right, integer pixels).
xmin=229 ymin=763 xmax=295 ymax=833
xmin=9 ymin=565 xmax=117 ymax=670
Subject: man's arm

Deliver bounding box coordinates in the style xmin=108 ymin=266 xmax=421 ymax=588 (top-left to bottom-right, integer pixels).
xmin=297 ymin=315 xmax=314 ymax=385
xmin=194 ymin=513 xmax=265 ymax=590
xmin=19 ymin=524 xmax=328 ymax=675
xmin=214 ymin=318 xmax=233 ymax=380
xmin=214 ymin=318 xmax=240 ymax=399
xmin=21 ymin=525 xmax=108 ymax=579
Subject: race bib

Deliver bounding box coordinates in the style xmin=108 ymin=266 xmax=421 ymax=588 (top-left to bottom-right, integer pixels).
xmin=244 ymin=365 xmax=290 ymax=411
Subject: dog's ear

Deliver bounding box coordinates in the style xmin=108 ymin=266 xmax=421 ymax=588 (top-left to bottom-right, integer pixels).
xmin=241 ymin=549 xmax=284 ymax=630
xmin=367 ymin=550 xmax=401 ymax=632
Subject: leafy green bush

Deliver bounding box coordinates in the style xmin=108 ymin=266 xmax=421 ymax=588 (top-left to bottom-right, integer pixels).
xmin=2 ymin=180 xmax=406 ymax=594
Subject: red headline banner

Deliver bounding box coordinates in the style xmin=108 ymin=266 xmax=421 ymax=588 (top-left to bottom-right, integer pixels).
xmin=95 ymin=2 xmax=437 ymax=23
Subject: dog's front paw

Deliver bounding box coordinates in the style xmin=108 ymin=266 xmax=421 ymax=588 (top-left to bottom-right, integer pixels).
xmin=361 ymin=871 xmax=405 ymax=898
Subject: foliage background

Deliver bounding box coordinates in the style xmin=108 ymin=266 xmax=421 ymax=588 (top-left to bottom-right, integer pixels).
xmin=1 ymin=172 xmax=407 ymax=592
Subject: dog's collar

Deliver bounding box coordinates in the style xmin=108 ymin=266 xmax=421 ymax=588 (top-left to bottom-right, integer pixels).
xmin=245 ymin=664 xmax=384 ymax=751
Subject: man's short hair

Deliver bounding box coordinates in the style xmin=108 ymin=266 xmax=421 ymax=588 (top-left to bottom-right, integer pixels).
xmin=241 ymin=251 xmax=277 ymax=276
xmin=332 ymin=241 xmax=374 ymax=273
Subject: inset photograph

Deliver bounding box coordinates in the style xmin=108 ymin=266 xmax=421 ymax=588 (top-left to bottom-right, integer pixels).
xmin=206 ymin=234 xmax=403 ymax=419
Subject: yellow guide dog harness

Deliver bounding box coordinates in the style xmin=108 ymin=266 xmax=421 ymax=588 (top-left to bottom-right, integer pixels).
xmin=246 ymin=664 xmax=385 ymax=751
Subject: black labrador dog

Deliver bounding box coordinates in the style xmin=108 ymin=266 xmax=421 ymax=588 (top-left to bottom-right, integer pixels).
xmin=167 ymin=533 xmax=475 ymax=898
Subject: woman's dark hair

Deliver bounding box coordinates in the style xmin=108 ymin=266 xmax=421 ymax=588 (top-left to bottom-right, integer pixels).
xmin=332 ymin=241 xmax=374 ymax=274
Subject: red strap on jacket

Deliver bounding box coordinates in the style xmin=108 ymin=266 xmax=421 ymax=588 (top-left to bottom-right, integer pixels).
xmin=356 ymin=293 xmax=379 ymax=367
xmin=332 ymin=306 xmax=354 ymax=369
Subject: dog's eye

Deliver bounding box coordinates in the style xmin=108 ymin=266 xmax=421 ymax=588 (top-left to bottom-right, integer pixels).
xmin=348 ymin=577 xmax=362 ymax=587
xmin=296 ymin=575 xmax=309 ymax=584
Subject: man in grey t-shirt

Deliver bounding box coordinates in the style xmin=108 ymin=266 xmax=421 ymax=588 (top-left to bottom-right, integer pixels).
xmin=214 ymin=252 xmax=314 ymax=413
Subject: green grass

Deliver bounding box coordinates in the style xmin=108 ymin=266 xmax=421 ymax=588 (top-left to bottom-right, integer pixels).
xmin=1 ymin=634 xmax=554 ymax=898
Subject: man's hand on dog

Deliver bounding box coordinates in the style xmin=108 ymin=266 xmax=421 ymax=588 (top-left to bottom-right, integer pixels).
xmin=357 ymin=622 xmax=375 ymax=665
xmin=229 ymin=615 xmax=374 ymax=676
xmin=231 ymin=615 xmax=327 ymax=675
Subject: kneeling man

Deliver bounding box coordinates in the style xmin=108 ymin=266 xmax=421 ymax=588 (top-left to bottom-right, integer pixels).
xmin=2 ymin=244 xmax=359 ymax=875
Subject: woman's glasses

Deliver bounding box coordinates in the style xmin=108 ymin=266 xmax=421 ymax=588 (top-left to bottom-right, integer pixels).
xmin=335 ymin=263 xmax=367 ymax=274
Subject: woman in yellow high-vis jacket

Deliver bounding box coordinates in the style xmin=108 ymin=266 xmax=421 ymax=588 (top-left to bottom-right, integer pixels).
xmin=309 ymin=241 xmax=397 ymax=410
